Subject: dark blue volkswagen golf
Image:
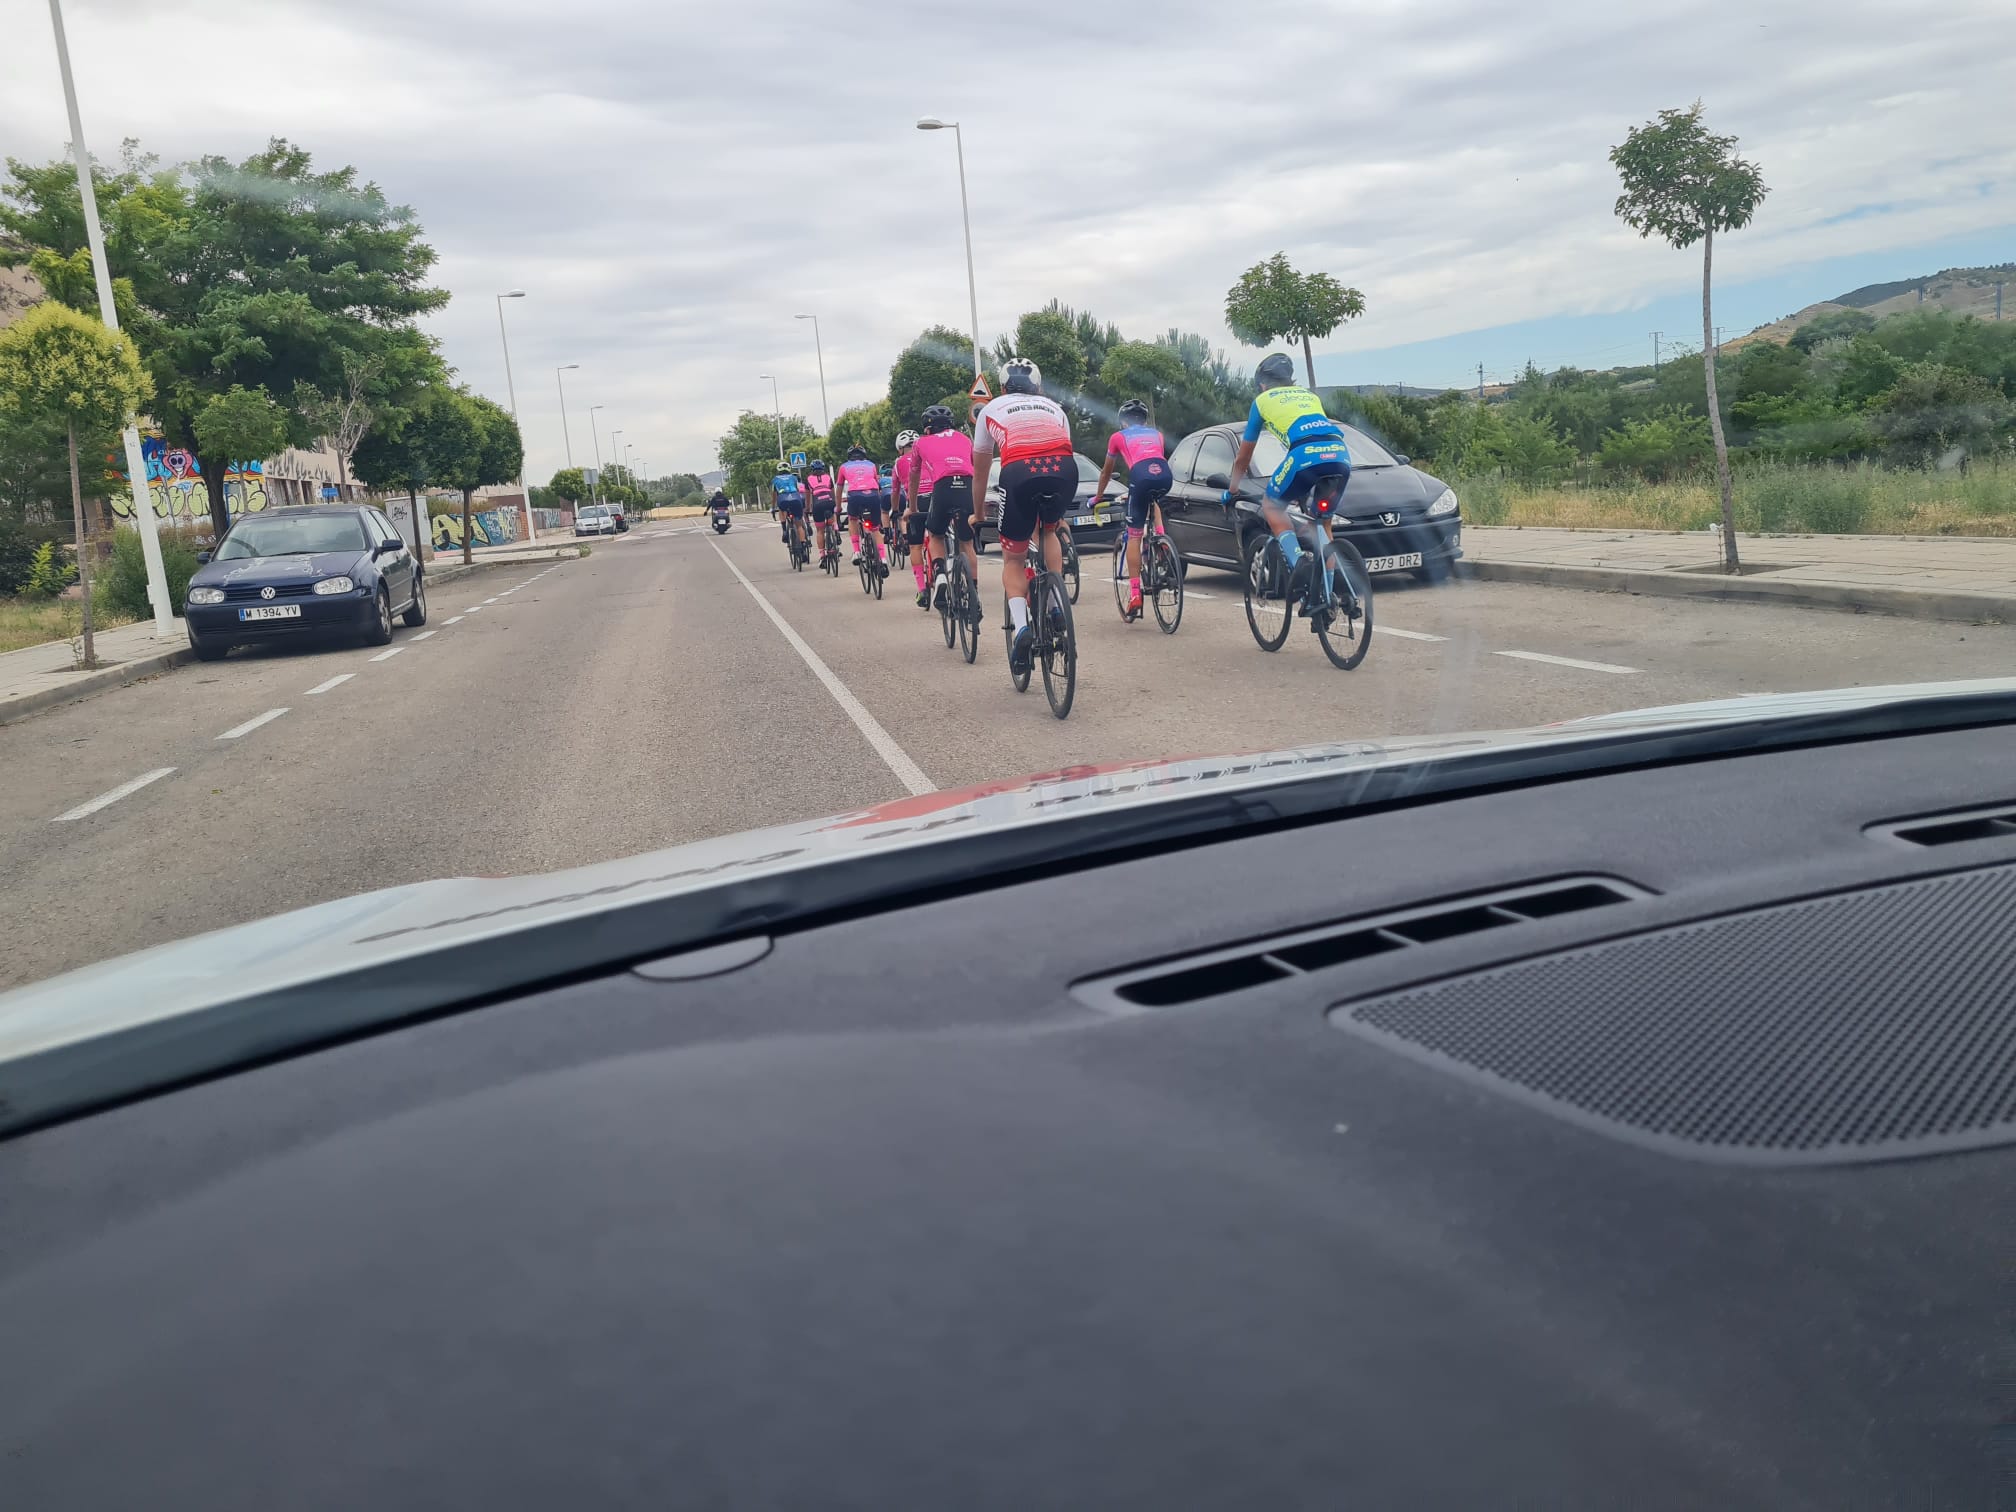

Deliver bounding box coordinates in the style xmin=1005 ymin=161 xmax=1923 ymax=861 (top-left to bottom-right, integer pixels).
xmin=183 ymin=505 xmax=427 ymax=661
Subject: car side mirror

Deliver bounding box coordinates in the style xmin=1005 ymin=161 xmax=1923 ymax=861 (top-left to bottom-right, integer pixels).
xmin=1393 ymin=454 xmax=1411 ymax=466
xmin=375 ymin=538 xmax=402 ymax=557
xmin=195 ymin=550 xmax=211 ymax=563
xmin=1204 ymin=472 xmax=1231 ymax=490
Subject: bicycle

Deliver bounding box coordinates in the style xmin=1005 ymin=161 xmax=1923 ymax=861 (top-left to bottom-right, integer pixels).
xmin=1239 ymin=494 xmax=1373 ymax=670
xmin=1058 ymin=525 xmax=1080 ymax=604
xmin=1110 ymin=520 xmax=1185 ymax=635
xmin=819 ymin=521 xmax=842 ymax=577
xmin=934 ymin=544 xmax=982 ymax=663
xmin=1004 ymin=544 xmax=1077 ymax=719
xmin=857 ymin=536 xmax=885 ymax=600
xmin=786 ymin=518 xmax=810 ymax=572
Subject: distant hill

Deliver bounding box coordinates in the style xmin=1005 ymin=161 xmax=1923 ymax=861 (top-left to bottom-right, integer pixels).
xmin=1732 ymin=263 xmax=2013 ymax=351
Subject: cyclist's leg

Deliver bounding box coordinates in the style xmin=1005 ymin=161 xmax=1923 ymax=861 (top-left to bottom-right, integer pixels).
xmin=998 ymin=472 xmax=1036 ymax=633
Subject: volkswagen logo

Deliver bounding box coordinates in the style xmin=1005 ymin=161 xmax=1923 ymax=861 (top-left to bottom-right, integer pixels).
xmin=260 ymin=586 xmax=276 ymax=599
xmin=1380 ymin=512 xmax=1401 ymax=527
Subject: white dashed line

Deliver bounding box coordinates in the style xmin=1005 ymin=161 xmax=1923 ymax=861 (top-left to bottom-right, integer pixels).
xmin=445 ymin=615 xmax=464 ymax=625
xmin=369 ymin=647 xmax=405 ymax=662
xmin=1380 ymin=627 xmax=1448 ymax=642
xmin=52 ymin=767 xmax=175 ymax=822
xmin=305 ymin=674 xmax=354 ymax=695
xmin=482 ymin=597 xmax=498 ymax=604
xmin=218 ymin=707 xmax=289 ymax=740
xmin=467 ymin=606 xmax=483 ymax=613
xmin=1496 ymin=649 xmax=1639 ymax=676
xmin=411 ymin=630 xmax=436 ymax=641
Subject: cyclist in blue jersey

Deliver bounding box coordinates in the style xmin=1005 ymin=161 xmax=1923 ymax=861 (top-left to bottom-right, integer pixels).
xmin=1222 ymin=352 xmax=1352 ymax=594
xmin=773 ymin=465 xmax=808 ymax=556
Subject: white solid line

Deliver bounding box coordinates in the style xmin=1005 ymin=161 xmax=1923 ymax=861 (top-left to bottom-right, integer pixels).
xmin=305 ymin=673 xmax=354 ymax=695
xmin=53 ymin=767 xmax=175 ymax=822
xmin=445 ymin=615 xmax=464 ymax=625
xmin=1381 ymin=627 xmax=1448 ymax=642
xmin=1496 ymin=649 xmax=1639 ymax=675
xmin=709 ymin=541 xmax=934 ymax=797
xmin=217 ymin=707 xmax=289 ymax=740
xmin=411 ymin=630 xmax=436 ymax=641
xmin=369 ymin=647 xmax=405 ymax=662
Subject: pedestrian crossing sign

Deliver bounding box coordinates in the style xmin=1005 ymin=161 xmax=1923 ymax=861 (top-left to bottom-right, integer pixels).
xmin=789 ymin=451 xmax=807 ymax=469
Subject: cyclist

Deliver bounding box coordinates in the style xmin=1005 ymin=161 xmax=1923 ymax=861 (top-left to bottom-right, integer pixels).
xmin=837 ymin=445 xmax=887 ymax=576
xmin=971 ymin=356 xmax=1075 ymax=676
xmin=914 ymin=406 xmax=978 ymax=615
xmin=1089 ymin=398 xmax=1172 ymax=621
xmin=772 ymin=464 xmax=807 ymax=556
xmin=891 ymin=430 xmax=931 ymax=607
xmin=805 ymin=460 xmax=839 ymax=562
xmin=1221 ymin=352 xmax=1352 ymax=604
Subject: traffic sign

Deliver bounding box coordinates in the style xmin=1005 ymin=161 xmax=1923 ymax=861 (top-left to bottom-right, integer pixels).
xmin=788 ymin=450 xmax=807 ymax=469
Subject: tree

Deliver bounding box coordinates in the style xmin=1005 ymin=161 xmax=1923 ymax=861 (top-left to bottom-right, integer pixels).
xmin=1596 ymin=407 xmax=1713 ymax=481
xmin=0 ymin=303 xmax=152 ymax=667
xmin=291 ymin=349 xmax=379 ymax=496
xmin=191 ymin=386 xmax=290 ymax=531
xmin=1869 ymin=363 xmax=2012 ymax=466
xmin=827 ymin=400 xmax=898 ymax=462
xmin=888 ymin=326 xmax=978 ymax=426
xmin=1611 ymin=103 xmax=1768 ymax=571
xmin=998 ymin=309 xmax=1086 ymax=402
xmin=1098 ymin=342 xmax=1187 ymax=428
xmin=1223 ymin=252 xmax=1365 ymax=388
xmin=546 ymin=466 xmax=589 ymax=505
xmin=455 ymin=395 xmax=523 ymax=563
xmin=352 ymin=385 xmax=453 ymax=538
xmin=716 ymin=409 xmax=819 ymax=500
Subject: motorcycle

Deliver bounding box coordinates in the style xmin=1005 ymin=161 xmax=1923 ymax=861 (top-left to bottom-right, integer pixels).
xmin=711 ymin=505 xmax=732 ymax=535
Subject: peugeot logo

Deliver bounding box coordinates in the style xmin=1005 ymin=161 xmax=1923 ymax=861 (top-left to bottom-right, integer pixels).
xmin=1380 ymin=512 xmax=1400 ymax=527
xmin=260 ymin=586 xmax=276 ymax=599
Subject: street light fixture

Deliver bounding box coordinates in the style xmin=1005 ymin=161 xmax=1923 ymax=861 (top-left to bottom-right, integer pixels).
xmin=494 ymin=290 xmax=536 ymax=548
xmin=794 ymin=314 xmax=830 ymax=433
xmin=555 ymin=365 xmax=580 ymax=467
xmin=916 ymin=117 xmax=984 ymax=385
xmin=759 ymin=374 xmax=784 ymax=463
xmin=588 ymin=405 xmax=606 ymax=507
xmin=610 ymin=429 xmax=625 ymax=494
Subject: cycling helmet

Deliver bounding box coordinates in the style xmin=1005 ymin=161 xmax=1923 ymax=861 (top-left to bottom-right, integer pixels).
xmin=847 ymin=444 xmax=868 ymax=460
xmin=808 ymin=458 xmax=829 ymax=473
xmin=920 ymin=404 xmax=955 ymax=434
xmin=1255 ymin=352 xmax=1297 ymax=387
xmin=1002 ymin=355 xmax=1042 ymax=395
xmin=1118 ymin=399 xmax=1150 ymax=424
xmin=895 ymin=429 xmax=918 ymax=449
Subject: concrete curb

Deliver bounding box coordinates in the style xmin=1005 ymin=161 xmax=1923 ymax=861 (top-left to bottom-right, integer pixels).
xmin=1455 ymin=559 xmax=2015 ymax=625
xmin=0 ymin=645 xmax=195 ymax=725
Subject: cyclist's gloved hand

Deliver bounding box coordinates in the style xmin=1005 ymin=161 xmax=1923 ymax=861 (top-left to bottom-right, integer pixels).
xmin=1220 ymin=489 xmax=1234 ymax=506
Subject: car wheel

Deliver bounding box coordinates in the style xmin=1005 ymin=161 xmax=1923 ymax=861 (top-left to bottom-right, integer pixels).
xmin=187 ymin=628 xmax=228 ymax=662
xmin=364 ymin=586 xmax=393 ymax=646
xmin=402 ymin=573 xmax=427 ymax=626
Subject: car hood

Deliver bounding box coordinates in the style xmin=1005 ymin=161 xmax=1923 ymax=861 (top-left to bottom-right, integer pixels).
xmin=3 ymin=676 xmax=2013 ymax=1133
xmin=1328 ymin=464 xmax=1439 ymax=513
xmin=190 ymin=549 xmax=367 ymax=588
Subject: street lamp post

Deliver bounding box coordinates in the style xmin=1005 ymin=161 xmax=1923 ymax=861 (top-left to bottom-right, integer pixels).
xmin=916 ymin=118 xmax=984 ymax=384
xmin=46 ymin=0 xmax=173 ymax=635
xmin=555 ymin=364 xmax=580 ymax=517
xmin=794 ymin=314 xmax=830 ymax=433
xmin=494 ymin=290 xmax=537 ymax=547
xmin=587 ymin=406 xmax=606 ymax=508
xmin=610 ymin=429 xmax=625 ymax=503
xmin=759 ymin=374 xmax=784 ymax=462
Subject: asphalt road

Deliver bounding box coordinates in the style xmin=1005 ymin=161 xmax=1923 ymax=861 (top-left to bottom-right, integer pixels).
xmin=5 ymin=519 xmax=2013 ymax=990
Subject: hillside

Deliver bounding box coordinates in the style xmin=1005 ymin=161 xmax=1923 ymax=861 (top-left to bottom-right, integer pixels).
xmin=1732 ymin=263 xmax=2013 ymax=351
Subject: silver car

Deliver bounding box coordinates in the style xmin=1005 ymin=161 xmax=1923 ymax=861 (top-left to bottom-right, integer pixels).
xmin=574 ymin=505 xmax=615 ymax=537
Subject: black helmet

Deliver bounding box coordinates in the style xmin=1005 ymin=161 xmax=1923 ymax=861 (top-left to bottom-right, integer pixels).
xmin=1255 ymin=352 xmax=1297 ymax=387
xmin=808 ymin=458 xmax=829 ymax=473
xmin=847 ymin=444 xmax=868 ymax=460
xmin=920 ymin=404 xmax=955 ymax=434
xmin=1002 ymin=355 xmax=1042 ymax=395
xmin=1118 ymin=399 xmax=1150 ymax=424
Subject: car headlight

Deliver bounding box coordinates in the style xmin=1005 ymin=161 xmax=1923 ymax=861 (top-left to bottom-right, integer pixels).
xmin=1427 ymin=487 xmax=1459 ymax=518
xmin=188 ymin=586 xmax=225 ymax=605
xmin=313 ymin=576 xmax=356 ymax=595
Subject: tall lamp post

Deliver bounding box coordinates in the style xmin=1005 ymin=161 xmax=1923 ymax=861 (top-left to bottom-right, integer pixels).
xmin=794 ymin=314 xmax=830 ymax=433
xmin=759 ymin=374 xmax=784 ymax=462
xmin=587 ymin=405 xmax=606 ymax=507
xmin=494 ymin=290 xmax=536 ymax=546
xmin=610 ymin=428 xmax=625 ymax=508
xmin=915 ymin=118 xmax=984 ymax=385
xmin=46 ymin=0 xmax=172 ymax=634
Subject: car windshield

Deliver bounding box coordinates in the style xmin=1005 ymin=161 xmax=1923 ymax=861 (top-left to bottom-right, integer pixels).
xmin=215 ymin=514 xmax=366 ymax=559
xmin=1251 ymin=425 xmax=1397 ymax=479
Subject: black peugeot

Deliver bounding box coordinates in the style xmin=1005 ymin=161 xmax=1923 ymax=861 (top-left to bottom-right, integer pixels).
xmin=183 ymin=504 xmax=427 ymax=661
xmin=1157 ymin=422 xmax=1462 ymax=583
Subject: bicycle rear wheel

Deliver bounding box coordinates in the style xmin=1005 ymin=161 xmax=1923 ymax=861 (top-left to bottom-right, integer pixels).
xmin=938 ymin=559 xmax=955 ymax=647
xmin=955 ymin=561 xmax=979 ymax=664
xmin=1004 ymin=593 xmax=1031 ymax=692
xmin=1313 ymin=538 xmax=1374 ymax=670
xmin=1243 ymin=535 xmax=1291 ymax=651
xmin=1038 ymin=572 xmax=1077 ymax=720
xmin=1061 ymin=532 xmax=1080 ymax=604
xmin=1111 ymin=537 xmax=1133 ymax=621
xmin=1150 ymin=535 xmax=1184 ymax=635
xmin=871 ymin=549 xmax=884 ymax=600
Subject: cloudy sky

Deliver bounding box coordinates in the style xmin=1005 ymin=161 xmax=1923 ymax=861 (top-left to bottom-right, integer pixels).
xmin=5 ymin=0 xmax=2011 ymax=484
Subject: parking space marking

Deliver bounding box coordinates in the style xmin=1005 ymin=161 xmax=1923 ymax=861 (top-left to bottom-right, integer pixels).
xmin=445 ymin=615 xmax=464 ymax=625
xmin=305 ymin=674 xmax=354 ymax=695
xmin=411 ymin=630 xmax=436 ymax=641
xmin=53 ymin=767 xmax=176 ymax=822
xmin=1496 ymin=649 xmax=1639 ymax=676
xmin=369 ymin=647 xmax=405 ymax=662
xmin=1381 ymin=627 xmax=1448 ymax=643
xmin=218 ymin=707 xmax=289 ymax=740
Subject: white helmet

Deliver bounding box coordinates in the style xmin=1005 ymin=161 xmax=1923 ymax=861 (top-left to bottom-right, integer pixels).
xmin=895 ymin=429 xmax=919 ymax=448
xmin=1003 ymin=355 xmax=1042 ymax=395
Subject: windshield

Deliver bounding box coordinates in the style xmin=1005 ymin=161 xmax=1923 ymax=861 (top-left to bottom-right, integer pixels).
xmin=215 ymin=514 xmax=366 ymax=560
xmin=2 ymin=5 xmax=2012 ymax=1009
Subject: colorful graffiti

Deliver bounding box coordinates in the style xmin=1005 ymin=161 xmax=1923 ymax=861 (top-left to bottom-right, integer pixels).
xmin=105 ymin=430 xmax=268 ymax=524
xmin=432 ymin=508 xmax=520 ymax=553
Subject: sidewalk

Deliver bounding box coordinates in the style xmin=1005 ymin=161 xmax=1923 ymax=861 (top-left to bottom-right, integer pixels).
xmin=1460 ymin=527 xmax=2016 ymax=624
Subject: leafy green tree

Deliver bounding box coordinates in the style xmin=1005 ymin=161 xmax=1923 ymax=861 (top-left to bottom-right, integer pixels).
xmin=1831 ymin=334 xmax=1905 ymax=409
xmin=0 ymin=302 xmax=152 ymax=666
xmin=1788 ymin=308 xmax=1875 ymax=353
xmin=1098 ymin=342 xmax=1187 ymax=429
xmin=546 ymin=466 xmax=589 ymax=505
xmin=716 ymin=410 xmax=820 ymax=500
xmin=1487 ymin=412 xmax=1579 ymax=482
xmin=1597 ymin=407 xmax=1713 ymax=481
xmin=827 ymin=400 xmax=898 ymax=462
xmin=1611 ymin=102 xmax=1768 ymax=570
xmin=1223 ymin=252 xmax=1366 ymax=388
xmin=425 ymin=393 xmax=520 ymax=565
xmin=888 ymin=325 xmax=979 ymax=426
xmin=352 ymin=386 xmax=450 ymax=533
xmin=1337 ymin=391 xmax=1432 ymax=463
xmin=999 ymin=309 xmax=1086 ymax=401
xmin=1868 ymin=363 xmax=2012 ymax=466
xmin=191 ymin=385 xmax=290 ymax=523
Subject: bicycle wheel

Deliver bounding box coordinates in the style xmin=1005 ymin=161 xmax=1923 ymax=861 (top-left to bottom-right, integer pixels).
xmin=1149 ymin=536 xmax=1184 ymax=635
xmin=871 ymin=549 xmax=885 ymax=601
xmin=1038 ymin=573 xmax=1077 ymax=720
xmin=1243 ymin=534 xmax=1291 ymax=651
xmin=955 ymin=562 xmax=979 ymax=664
xmin=939 ymin=563 xmax=956 ymax=648
xmin=1061 ymin=533 xmax=1080 ymax=604
xmin=1111 ymin=537 xmax=1133 ymax=622
xmin=1313 ymin=538 xmax=1374 ymax=671
xmin=1005 ymin=593 xmax=1031 ymax=692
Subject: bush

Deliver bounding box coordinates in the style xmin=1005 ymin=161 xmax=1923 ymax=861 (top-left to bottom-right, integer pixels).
xmin=0 ymin=518 xmax=40 ymax=595
xmin=94 ymin=525 xmax=203 ymax=618
xmin=17 ymin=539 xmax=76 ymax=599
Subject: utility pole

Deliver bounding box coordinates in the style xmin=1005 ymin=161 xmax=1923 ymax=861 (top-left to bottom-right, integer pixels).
xmin=1476 ymin=363 xmax=1485 ymax=401
xmin=1650 ymin=331 xmax=1663 ymax=373
xmin=1996 ymin=282 xmax=2005 ymax=321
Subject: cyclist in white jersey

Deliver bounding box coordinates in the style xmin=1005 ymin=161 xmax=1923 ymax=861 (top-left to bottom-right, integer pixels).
xmin=971 ymin=356 xmax=1075 ymax=676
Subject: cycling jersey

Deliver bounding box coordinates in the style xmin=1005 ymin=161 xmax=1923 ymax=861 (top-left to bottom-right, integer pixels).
xmin=806 ymin=472 xmax=834 ymax=502
xmin=837 ymin=460 xmax=880 ymax=495
xmin=974 ymin=393 xmax=1072 ymax=463
xmin=892 ymin=452 xmax=917 ymax=507
xmin=1242 ymin=385 xmax=1346 ymax=450
xmin=1106 ymin=424 xmax=1166 ymax=469
xmin=912 ymin=430 xmax=975 ymax=491
xmin=772 ymin=472 xmax=803 ymax=501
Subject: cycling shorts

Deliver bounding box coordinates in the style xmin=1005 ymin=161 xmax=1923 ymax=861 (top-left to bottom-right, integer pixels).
xmin=1125 ymin=456 xmax=1172 ymax=530
xmin=997 ymin=453 xmax=1076 ymax=548
xmin=1267 ymin=438 xmax=1352 ymax=506
xmin=905 ymin=510 xmax=929 ymax=547
xmin=847 ymin=489 xmax=883 ymax=526
xmin=775 ymin=495 xmax=805 ymax=517
xmin=925 ymin=475 xmax=976 ymax=542
xmin=810 ymin=499 xmax=834 ymax=523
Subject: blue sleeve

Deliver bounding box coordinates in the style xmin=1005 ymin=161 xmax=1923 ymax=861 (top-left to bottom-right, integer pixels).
xmin=1241 ymin=401 xmax=1264 ymax=444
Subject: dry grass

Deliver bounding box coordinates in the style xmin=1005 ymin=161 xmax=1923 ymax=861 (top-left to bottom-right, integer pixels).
xmin=0 ymin=598 xmax=138 ymax=655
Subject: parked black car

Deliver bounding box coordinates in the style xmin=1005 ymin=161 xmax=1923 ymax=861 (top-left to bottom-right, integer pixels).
xmin=1158 ymin=423 xmax=1461 ymax=581
xmin=183 ymin=505 xmax=427 ymax=661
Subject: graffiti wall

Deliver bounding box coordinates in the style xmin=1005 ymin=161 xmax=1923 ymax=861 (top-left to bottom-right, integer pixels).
xmin=105 ymin=431 xmax=268 ymax=524
xmin=431 ymin=508 xmax=521 ymax=553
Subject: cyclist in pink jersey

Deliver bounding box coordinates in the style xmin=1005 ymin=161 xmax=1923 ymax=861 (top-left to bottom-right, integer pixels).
xmin=805 ymin=461 xmax=840 ymax=562
xmin=913 ymin=407 xmax=977 ymax=612
xmin=1089 ymin=399 xmax=1173 ymax=620
xmin=971 ymin=356 xmax=1075 ymax=676
xmin=836 ymin=448 xmax=887 ymax=574
xmin=890 ymin=431 xmax=930 ymax=606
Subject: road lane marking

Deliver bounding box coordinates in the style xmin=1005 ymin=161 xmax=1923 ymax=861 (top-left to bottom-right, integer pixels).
xmin=483 ymin=596 xmax=498 ymax=604
xmin=369 ymin=647 xmax=405 ymax=662
xmin=305 ymin=674 xmax=354 ymax=695
xmin=411 ymin=630 xmax=437 ymax=641
xmin=1381 ymin=627 xmax=1448 ymax=642
xmin=467 ymin=605 xmax=483 ymax=613
xmin=1496 ymin=649 xmax=1639 ymax=675
xmin=218 ymin=707 xmax=289 ymax=740
xmin=445 ymin=615 xmax=464 ymax=624
xmin=53 ymin=767 xmax=175 ymax=822
xmin=709 ymin=541 xmax=934 ymax=797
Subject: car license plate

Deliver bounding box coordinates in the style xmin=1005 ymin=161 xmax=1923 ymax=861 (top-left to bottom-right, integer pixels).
xmin=238 ymin=604 xmax=302 ymax=621
xmin=1072 ymin=510 xmax=1107 ymax=528
xmin=1362 ymin=552 xmax=1423 ymax=573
